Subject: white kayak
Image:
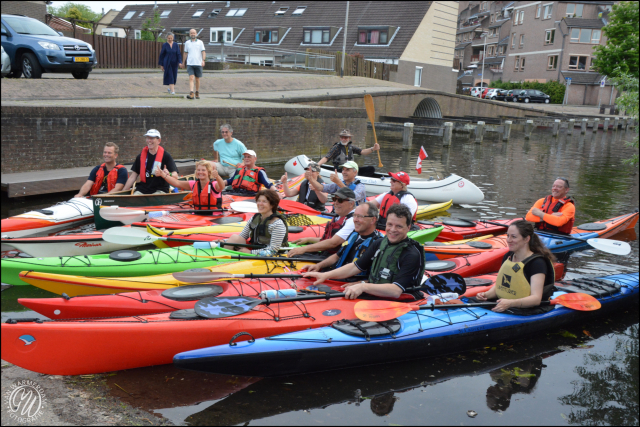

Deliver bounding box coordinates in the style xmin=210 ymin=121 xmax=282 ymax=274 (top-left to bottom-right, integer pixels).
xmin=1 ymin=231 xmax=137 ymax=258
xmin=284 ymin=155 xmax=484 ymax=204
xmin=1 ymin=198 xmax=94 ymax=239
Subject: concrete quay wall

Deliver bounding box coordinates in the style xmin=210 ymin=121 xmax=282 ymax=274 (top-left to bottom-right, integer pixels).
xmin=1 ymin=106 xmax=366 ymax=174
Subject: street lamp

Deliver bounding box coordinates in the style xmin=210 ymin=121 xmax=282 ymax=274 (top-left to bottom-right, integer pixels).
xmin=480 ymin=31 xmax=488 ymax=88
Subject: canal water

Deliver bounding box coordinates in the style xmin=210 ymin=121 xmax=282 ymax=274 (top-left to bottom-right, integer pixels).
xmin=2 ymin=126 xmax=638 ymax=425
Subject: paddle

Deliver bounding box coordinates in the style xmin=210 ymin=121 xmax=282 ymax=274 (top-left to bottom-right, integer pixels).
xmin=364 ymin=94 xmax=383 ymax=168
xmin=278 ymin=199 xmax=324 ymax=216
xmin=534 ymin=230 xmax=632 ymax=255
xmin=191 ymin=273 xmax=466 ymax=319
xmin=354 ymin=292 xmax=601 ymax=322
xmin=102 ymin=227 xmax=266 ymax=249
xmin=100 ymin=207 xmax=230 ymax=225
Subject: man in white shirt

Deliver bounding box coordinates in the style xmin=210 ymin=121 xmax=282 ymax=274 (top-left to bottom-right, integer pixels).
xmin=370 ymin=171 xmax=418 ymax=230
xmin=182 ymin=28 xmax=206 ymax=100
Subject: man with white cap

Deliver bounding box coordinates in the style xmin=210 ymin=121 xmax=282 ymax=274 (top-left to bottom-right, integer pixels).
xmin=280 ymin=161 xmax=326 ymax=212
xmin=225 ymin=149 xmax=276 ymax=196
xmin=123 ymin=129 xmax=178 ymax=195
xmin=307 ymin=160 xmax=366 ymax=205
xmin=317 ymin=129 xmax=380 ymax=173
xmin=370 ymin=171 xmax=418 ymax=230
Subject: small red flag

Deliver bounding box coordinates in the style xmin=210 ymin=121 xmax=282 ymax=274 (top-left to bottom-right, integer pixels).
xmin=416 ymin=146 xmax=428 ymax=174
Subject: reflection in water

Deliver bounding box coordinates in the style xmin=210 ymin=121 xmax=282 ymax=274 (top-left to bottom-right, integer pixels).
xmin=485 ymin=357 xmax=546 ymax=412
xmin=370 ymin=392 xmax=397 ymax=417
xmin=559 ymin=324 xmax=639 ymax=426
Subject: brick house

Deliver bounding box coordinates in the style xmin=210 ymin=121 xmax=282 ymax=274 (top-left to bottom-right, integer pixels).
xmin=109 ymin=1 xmax=459 ymax=92
xmin=455 ymin=1 xmax=618 ymax=104
xmin=1 ymin=1 xmax=49 ymax=23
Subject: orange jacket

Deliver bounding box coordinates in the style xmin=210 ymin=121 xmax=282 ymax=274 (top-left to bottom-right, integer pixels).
xmin=526 ymin=197 xmax=575 ymax=233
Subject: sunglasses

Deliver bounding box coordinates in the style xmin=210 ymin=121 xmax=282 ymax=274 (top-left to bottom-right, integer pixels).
xmin=339 ymin=136 xmax=350 ymax=139
xmin=333 ymin=198 xmax=349 ymax=204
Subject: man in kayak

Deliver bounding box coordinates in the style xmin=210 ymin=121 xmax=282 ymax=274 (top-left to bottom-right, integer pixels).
xmin=123 ymin=129 xmax=179 ymax=195
xmin=286 ymin=187 xmax=357 ymax=257
xmin=224 ymin=150 xmax=277 ymax=196
xmin=74 ymin=142 xmax=128 ymax=197
xmin=317 ymin=129 xmax=380 ymax=176
xmin=525 ymin=177 xmax=575 ymax=235
xmin=304 ymin=204 xmax=426 ymax=300
xmin=304 ymin=202 xmax=383 ymax=280
xmin=369 ymin=171 xmax=418 ymax=230
xmin=306 ymin=161 xmax=366 ymax=205
xmin=211 ymin=124 xmax=246 ymax=178
xmin=280 ymin=161 xmax=326 ymax=212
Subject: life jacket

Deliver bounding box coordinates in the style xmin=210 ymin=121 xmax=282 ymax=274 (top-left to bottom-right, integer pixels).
xmin=369 ymin=237 xmax=426 ymax=298
xmin=298 ymin=178 xmax=325 ymax=212
xmin=377 ymin=190 xmax=417 ymax=229
xmin=536 ymin=196 xmax=575 ymax=234
xmin=343 ymin=179 xmax=363 ymax=205
xmin=139 ymin=145 xmax=165 ymax=183
xmin=191 ymin=180 xmax=222 ymax=210
xmin=321 ymin=212 xmax=354 ymax=253
xmin=248 ymin=212 xmax=289 ymax=248
xmin=330 ymin=142 xmax=355 ymax=168
xmin=90 ymin=164 xmax=125 ymax=195
xmin=336 ymin=230 xmax=383 ymax=277
xmin=231 ymin=166 xmax=265 ymax=194
xmin=495 ymin=253 xmax=555 ymax=301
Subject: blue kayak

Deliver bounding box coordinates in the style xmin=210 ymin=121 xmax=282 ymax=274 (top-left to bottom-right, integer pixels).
xmin=173 ymin=273 xmax=639 ymax=377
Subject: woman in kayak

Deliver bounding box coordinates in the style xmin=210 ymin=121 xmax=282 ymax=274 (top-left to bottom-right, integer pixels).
xmin=155 ymin=160 xmax=226 ymax=210
xmin=476 ymin=220 xmax=555 ymax=312
xmin=224 ymin=189 xmax=289 ymax=255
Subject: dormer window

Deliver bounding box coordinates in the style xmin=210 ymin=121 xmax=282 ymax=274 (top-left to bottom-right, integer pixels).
xmin=304 ymin=28 xmax=330 ymax=44
xmin=292 ymin=6 xmax=307 ymax=16
xmin=275 ymin=7 xmax=289 ymax=16
xmin=255 ymin=29 xmax=279 ymax=43
xmin=358 ymin=28 xmax=388 ymax=44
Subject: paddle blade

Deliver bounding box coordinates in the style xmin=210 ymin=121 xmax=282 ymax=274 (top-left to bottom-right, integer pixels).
xmin=278 ymin=199 xmax=322 ymax=216
xmin=355 ymin=300 xmax=418 ymax=322
xmin=587 ymin=238 xmax=631 ymax=255
xmin=100 ymin=207 xmax=147 ymax=225
xmin=421 ymin=273 xmax=466 ymax=295
xmin=230 ymin=201 xmax=259 ymax=213
xmin=102 ymin=227 xmax=158 ymax=245
xmin=172 ymin=270 xmax=237 ymax=283
xmin=552 ymin=293 xmax=601 ymax=311
xmin=194 ymin=296 xmax=262 ymax=319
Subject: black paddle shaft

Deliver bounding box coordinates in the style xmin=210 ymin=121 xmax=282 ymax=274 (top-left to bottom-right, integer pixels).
xmin=418 ymin=300 xmax=552 ymax=310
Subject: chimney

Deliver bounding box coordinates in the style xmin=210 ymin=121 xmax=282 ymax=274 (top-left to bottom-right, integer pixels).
xmin=102 ymin=8 xmax=105 ymax=16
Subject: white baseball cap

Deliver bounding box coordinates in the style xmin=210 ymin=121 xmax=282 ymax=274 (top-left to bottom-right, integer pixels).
xmin=243 ymin=149 xmax=257 ymax=158
xmin=144 ymin=129 xmax=161 ymax=138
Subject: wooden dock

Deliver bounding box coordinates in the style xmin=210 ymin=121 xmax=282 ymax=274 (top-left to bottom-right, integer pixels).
xmin=1 ymin=159 xmax=198 ymax=198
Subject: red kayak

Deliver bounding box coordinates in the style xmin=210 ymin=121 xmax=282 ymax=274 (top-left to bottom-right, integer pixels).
xmin=417 ymin=218 xmax=521 ymax=242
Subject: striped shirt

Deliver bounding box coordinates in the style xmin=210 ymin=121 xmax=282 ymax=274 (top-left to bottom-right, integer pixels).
xmin=239 ymin=218 xmax=287 ymax=254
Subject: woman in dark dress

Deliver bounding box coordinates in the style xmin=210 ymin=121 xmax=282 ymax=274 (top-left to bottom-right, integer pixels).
xmin=158 ymin=33 xmax=182 ymax=94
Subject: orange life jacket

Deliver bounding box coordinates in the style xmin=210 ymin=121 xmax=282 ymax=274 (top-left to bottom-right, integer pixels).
xmin=377 ymin=190 xmax=417 ymax=229
xmin=536 ymin=195 xmax=575 ymax=234
xmin=191 ymin=180 xmax=222 ymax=210
xmin=139 ymin=145 xmax=165 ymax=183
xmin=89 ymin=164 xmax=125 ymax=196
xmin=231 ymin=166 xmax=265 ymax=193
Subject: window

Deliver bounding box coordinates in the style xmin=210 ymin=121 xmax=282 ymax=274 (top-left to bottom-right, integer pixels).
xmin=566 ymin=3 xmax=583 ymax=18
xmin=236 ymin=8 xmax=247 ymax=17
xmin=226 ymin=8 xmax=247 ymax=17
xmin=134 ymin=29 xmax=141 ymax=39
xmin=571 ymin=28 xmax=601 ymax=44
xmin=358 ymin=29 xmax=389 ymax=44
xmin=591 ymin=30 xmax=601 ymax=43
xmin=490 ymin=14 xmax=494 ymax=24
xmin=211 ymin=28 xmax=233 ymax=43
xmin=209 ymin=9 xmax=221 ymax=18
xmin=138 ymin=11 xmax=145 ymax=17
xmin=292 ymin=6 xmax=307 ymax=16
xmin=160 ymin=10 xmax=171 ymax=18
xmin=570 ymin=28 xmax=580 ymax=42
xmin=536 ymin=4 xmax=541 ymax=18
xmin=547 ymin=55 xmax=558 ymax=70
xmin=513 ymin=12 xmax=518 ymax=25
xmin=543 ymin=4 xmax=553 ymax=19
xmin=414 ymin=67 xmax=422 ymax=87
xmin=193 ymin=9 xmax=205 ymax=18
xmin=274 ymin=7 xmax=289 ymax=16
xmin=545 ymin=29 xmax=555 ymax=44
xmin=498 ymin=45 xmax=505 ymax=54
xmin=518 ymin=10 xmax=524 ymax=25
xmin=511 ymin=32 xmax=516 ymax=48
xmin=514 ymin=55 xmax=520 ymax=70
xmin=255 ymin=29 xmax=279 ymax=43
xmin=568 ymin=55 xmax=588 ymax=70
xmin=123 ymin=11 xmax=136 ymax=20
xmin=519 ymin=34 xmax=524 ymax=47
xmin=304 ymin=29 xmax=330 ymax=44
xmin=520 ymin=57 xmax=525 ymax=71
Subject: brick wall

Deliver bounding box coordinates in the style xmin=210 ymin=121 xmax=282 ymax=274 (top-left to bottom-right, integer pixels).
xmin=1 ymin=106 xmax=366 ymax=173
xmin=1 ymin=1 xmax=47 ymax=22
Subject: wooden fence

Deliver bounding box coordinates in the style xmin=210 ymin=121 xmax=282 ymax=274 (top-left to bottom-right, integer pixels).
xmin=306 ymin=48 xmax=397 ymax=81
xmin=74 ymin=33 xmax=167 ymax=69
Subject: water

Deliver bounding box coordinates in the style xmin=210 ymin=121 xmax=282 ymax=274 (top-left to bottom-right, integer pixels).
xmin=2 ymin=126 xmax=639 ymax=425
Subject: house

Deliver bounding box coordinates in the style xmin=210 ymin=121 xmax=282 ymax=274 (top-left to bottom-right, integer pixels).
xmin=455 ymin=1 xmax=617 ymax=105
xmin=109 ymin=1 xmax=459 ymax=92
xmin=96 ymin=9 xmax=125 ymax=38
xmin=46 ymin=15 xmax=91 ymax=37
xmin=1 ymin=1 xmax=50 ymax=23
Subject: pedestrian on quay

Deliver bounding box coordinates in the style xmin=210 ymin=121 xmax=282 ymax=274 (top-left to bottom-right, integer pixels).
xmin=183 ymin=28 xmax=206 ymax=100
xmin=211 ymin=124 xmax=247 ymax=178
xmin=158 ymin=33 xmax=182 ymax=95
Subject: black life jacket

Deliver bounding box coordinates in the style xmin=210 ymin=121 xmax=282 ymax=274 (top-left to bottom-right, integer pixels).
xmin=248 ymin=212 xmax=289 ymax=248
xmin=298 ymin=178 xmax=325 ymax=212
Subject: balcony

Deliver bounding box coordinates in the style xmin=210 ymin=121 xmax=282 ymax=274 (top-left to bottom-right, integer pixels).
xmin=490 ymin=67 xmax=503 ymax=73
xmin=470 ymin=53 xmax=484 ymax=63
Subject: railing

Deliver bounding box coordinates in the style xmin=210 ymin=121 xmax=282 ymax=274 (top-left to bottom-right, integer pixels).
xmin=470 ymin=54 xmax=484 ymax=62
xmin=206 ymin=42 xmax=335 ymax=71
xmin=490 ymin=67 xmax=503 ymax=73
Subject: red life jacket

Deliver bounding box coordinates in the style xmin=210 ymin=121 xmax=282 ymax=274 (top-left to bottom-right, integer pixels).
xmin=89 ymin=164 xmax=125 ymax=195
xmin=536 ymin=195 xmax=575 ymax=234
xmin=377 ymin=190 xmax=417 ymax=229
xmin=231 ymin=166 xmax=265 ymax=194
xmin=139 ymin=145 xmax=165 ymax=183
xmin=322 ymin=212 xmax=354 ymax=253
xmin=191 ymin=180 xmax=222 ymax=210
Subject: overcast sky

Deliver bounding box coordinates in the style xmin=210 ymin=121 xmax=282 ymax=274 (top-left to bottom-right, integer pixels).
xmin=49 ymin=1 xmax=227 ymax=15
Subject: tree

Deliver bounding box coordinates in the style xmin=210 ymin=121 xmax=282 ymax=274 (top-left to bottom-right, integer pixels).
xmin=611 ymin=71 xmax=639 ymax=167
xmin=47 ymin=3 xmax=101 ymax=30
xmin=592 ymin=1 xmax=639 ymax=79
xmin=141 ymin=10 xmax=164 ymax=42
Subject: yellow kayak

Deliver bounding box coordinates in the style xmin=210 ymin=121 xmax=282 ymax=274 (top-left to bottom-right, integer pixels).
xmin=416 ymin=200 xmax=452 ymax=219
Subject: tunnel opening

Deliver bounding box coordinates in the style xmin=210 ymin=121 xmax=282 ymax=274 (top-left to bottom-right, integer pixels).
xmin=413 ymin=98 xmax=443 ymax=119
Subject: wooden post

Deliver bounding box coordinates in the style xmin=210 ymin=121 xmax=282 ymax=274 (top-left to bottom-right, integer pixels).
xmin=613 ymin=117 xmax=619 ymax=131
xmin=402 ymin=123 xmax=414 ymax=151
xmin=603 ymin=117 xmax=610 ymax=131
xmin=524 ymin=120 xmax=534 ymax=139
xmin=475 ymin=121 xmax=485 ymax=143
xmin=443 ymin=122 xmax=453 ymax=146
xmin=592 ymin=118 xmax=599 ymax=133
xmin=552 ymin=119 xmax=561 ymax=136
xmin=581 ymin=118 xmax=588 ymax=134
xmin=502 ymin=120 xmax=512 ymax=141
xmin=567 ymin=119 xmax=575 ymax=135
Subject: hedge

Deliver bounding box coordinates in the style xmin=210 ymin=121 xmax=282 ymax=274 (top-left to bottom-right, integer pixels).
xmin=489 ymin=79 xmax=566 ymax=104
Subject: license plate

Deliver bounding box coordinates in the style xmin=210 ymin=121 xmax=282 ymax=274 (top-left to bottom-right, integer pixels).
xmin=73 ymin=57 xmax=89 ymax=62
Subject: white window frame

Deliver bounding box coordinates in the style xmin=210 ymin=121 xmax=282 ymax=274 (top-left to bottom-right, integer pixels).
xmin=566 ymin=3 xmax=583 ymax=18
xmin=591 ymin=29 xmax=601 ymax=44
xmin=547 ymin=55 xmax=558 ymax=70
xmin=519 ymin=34 xmax=525 ymax=48
xmin=193 ymin=9 xmax=205 ymax=18
xmin=414 ymin=66 xmax=423 ymax=87
xmin=134 ymin=29 xmax=141 ymax=39
xmin=511 ymin=33 xmax=516 ymax=49
xmin=536 ymin=4 xmax=541 ymax=18
xmin=210 ymin=27 xmax=234 ymax=43
xmin=292 ymin=6 xmax=307 ymax=16
xmin=520 ymin=57 xmax=525 ymax=71
xmin=571 ymin=28 xmax=600 ymax=44
xmin=568 ymin=55 xmax=588 ymax=70
xmin=123 ymin=11 xmax=136 ymax=20
xmin=543 ymin=4 xmax=553 ymax=19
xmin=209 ymin=9 xmax=221 ymax=18
xmin=514 ymin=56 xmax=520 ymax=71
xmin=138 ymin=11 xmax=145 ymax=17
xmin=235 ymin=8 xmax=247 ymax=17
xmin=518 ymin=10 xmax=524 ymax=25
xmin=275 ymin=7 xmax=289 ymax=16
xmin=160 ymin=10 xmax=171 ymax=18
xmin=545 ymin=29 xmax=555 ymax=45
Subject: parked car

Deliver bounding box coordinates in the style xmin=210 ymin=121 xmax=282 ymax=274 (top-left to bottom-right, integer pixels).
xmin=1 ymin=45 xmax=10 ymax=77
xmin=505 ymin=90 xmax=519 ymax=102
xmin=470 ymin=87 xmax=485 ymax=97
xmin=517 ymin=89 xmax=551 ymax=104
xmin=480 ymin=88 xmax=495 ymax=99
xmin=1 ymin=14 xmax=96 ymax=79
xmin=486 ymin=89 xmax=507 ymax=100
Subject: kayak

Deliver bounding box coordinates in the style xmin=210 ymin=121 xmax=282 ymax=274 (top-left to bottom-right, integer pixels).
xmin=172 ymin=273 xmax=639 ymax=377
xmin=1 ymin=198 xmax=94 ymax=239
xmin=422 ymin=211 xmax=639 ymax=260
xmin=1 ymin=231 xmax=138 ymax=258
xmin=285 ymin=155 xmax=485 ymax=204
xmin=418 ymin=218 xmax=520 ymax=242
xmin=0 ymin=278 xmax=383 ymax=375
